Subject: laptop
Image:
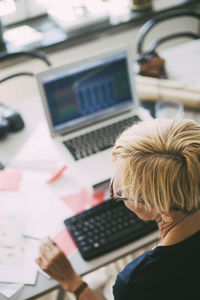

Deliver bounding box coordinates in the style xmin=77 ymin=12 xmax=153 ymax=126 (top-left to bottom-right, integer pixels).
xmin=37 ymin=47 xmax=150 ymax=187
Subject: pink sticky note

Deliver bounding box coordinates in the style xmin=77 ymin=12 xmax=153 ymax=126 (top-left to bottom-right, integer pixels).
xmin=53 ymin=228 xmax=77 ymax=257
xmin=61 ymin=188 xmax=105 ymax=214
xmin=61 ymin=188 xmax=88 ymax=214
xmin=0 ymin=169 xmax=21 ymax=190
xmin=90 ymin=190 xmax=105 ymax=206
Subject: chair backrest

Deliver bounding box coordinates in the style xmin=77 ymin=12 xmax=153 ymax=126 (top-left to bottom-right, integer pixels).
xmin=136 ymin=9 xmax=200 ymax=78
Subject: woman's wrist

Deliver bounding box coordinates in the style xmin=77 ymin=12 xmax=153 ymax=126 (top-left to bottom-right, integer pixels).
xmin=59 ymin=275 xmax=83 ymax=292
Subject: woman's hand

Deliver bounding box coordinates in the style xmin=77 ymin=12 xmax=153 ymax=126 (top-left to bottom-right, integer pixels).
xmin=36 ymin=237 xmax=82 ymax=291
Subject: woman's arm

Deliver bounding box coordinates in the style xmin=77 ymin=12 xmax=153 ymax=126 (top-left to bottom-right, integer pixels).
xmin=36 ymin=237 xmax=101 ymax=300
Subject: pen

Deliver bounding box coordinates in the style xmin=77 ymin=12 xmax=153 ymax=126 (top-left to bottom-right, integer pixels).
xmin=23 ymin=234 xmax=40 ymax=241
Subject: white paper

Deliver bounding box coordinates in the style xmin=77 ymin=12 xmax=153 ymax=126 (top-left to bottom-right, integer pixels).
xmin=0 ymin=215 xmax=38 ymax=285
xmin=0 ymin=121 xmax=80 ymax=285
xmin=0 ymin=283 xmax=23 ymax=298
xmin=0 ymin=241 xmax=38 ymax=284
xmin=0 ymin=215 xmax=24 ymax=265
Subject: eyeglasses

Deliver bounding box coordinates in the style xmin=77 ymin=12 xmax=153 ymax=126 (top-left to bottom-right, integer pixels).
xmin=109 ymin=179 xmax=129 ymax=202
xmin=109 ymin=178 xmax=145 ymax=205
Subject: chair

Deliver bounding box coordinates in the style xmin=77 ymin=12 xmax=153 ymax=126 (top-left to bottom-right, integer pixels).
xmin=136 ymin=9 xmax=200 ymax=79
xmin=135 ymin=9 xmax=200 ymax=117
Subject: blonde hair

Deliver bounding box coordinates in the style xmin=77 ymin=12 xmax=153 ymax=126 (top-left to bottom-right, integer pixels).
xmin=112 ymin=118 xmax=200 ymax=213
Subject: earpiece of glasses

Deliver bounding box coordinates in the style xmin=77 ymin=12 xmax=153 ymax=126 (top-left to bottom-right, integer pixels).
xmin=110 ymin=180 xmax=128 ymax=202
xmin=109 ymin=179 xmax=145 ymax=204
xmin=109 ymin=179 xmax=126 ymax=201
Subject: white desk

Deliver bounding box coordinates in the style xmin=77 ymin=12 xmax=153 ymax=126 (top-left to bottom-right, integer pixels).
xmin=0 ymin=35 xmax=157 ymax=299
xmin=1 ymin=39 xmax=200 ymax=300
xmin=0 ymin=118 xmax=159 ymax=300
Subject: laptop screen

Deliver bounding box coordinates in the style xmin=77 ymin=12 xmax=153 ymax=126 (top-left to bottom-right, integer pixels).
xmin=40 ymin=51 xmax=134 ymax=134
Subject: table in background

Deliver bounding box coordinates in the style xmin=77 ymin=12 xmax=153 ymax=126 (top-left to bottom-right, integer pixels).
xmin=1 ymin=39 xmax=200 ymax=300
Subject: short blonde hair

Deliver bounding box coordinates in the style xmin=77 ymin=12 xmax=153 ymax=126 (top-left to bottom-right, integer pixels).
xmin=112 ymin=118 xmax=200 ymax=213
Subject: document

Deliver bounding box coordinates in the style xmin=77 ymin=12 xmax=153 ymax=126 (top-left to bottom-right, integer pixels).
xmin=0 ymin=283 xmax=23 ymax=298
xmin=0 ymin=214 xmax=38 ymax=284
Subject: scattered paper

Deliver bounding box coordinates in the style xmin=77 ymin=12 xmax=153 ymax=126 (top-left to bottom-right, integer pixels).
xmin=0 ymin=215 xmax=24 ymax=265
xmin=0 ymin=215 xmax=38 ymax=284
xmin=0 ymin=240 xmax=38 ymax=284
xmin=93 ymin=190 xmax=106 ymax=203
xmin=53 ymin=228 xmax=77 ymax=258
xmin=0 ymin=282 xmax=23 ymax=298
xmin=61 ymin=188 xmax=105 ymax=214
xmin=0 ymin=169 xmax=21 ymax=191
xmin=37 ymin=265 xmax=51 ymax=279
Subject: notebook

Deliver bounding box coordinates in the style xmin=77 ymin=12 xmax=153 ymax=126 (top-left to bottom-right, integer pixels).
xmin=36 ymin=47 xmax=150 ymax=187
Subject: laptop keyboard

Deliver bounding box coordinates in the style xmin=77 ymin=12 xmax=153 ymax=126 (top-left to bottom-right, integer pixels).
xmin=63 ymin=115 xmax=140 ymax=160
xmin=64 ymin=199 xmax=158 ymax=260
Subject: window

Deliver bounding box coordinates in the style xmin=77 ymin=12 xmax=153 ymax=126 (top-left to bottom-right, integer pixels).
xmin=1 ymin=0 xmax=48 ymax=26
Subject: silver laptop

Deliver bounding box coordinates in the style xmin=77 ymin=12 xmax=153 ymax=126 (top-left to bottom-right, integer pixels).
xmin=37 ymin=48 xmax=150 ymax=187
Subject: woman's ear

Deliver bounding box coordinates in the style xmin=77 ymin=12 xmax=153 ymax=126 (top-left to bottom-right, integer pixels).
xmin=160 ymin=210 xmax=176 ymax=223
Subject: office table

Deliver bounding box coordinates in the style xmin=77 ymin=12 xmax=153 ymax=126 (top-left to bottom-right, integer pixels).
xmin=0 ymin=119 xmax=159 ymax=300
xmin=1 ymin=39 xmax=200 ymax=300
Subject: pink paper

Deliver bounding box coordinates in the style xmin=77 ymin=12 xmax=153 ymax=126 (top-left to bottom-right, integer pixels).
xmin=91 ymin=190 xmax=105 ymax=205
xmin=0 ymin=169 xmax=21 ymax=190
xmin=61 ymin=188 xmax=105 ymax=214
xmin=53 ymin=228 xmax=77 ymax=257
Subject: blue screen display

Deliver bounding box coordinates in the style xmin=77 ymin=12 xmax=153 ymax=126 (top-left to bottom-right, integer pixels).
xmin=42 ymin=53 xmax=133 ymax=132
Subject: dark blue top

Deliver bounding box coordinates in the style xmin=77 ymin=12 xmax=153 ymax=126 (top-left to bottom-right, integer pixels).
xmin=113 ymin=231 xmax=200 ymax=300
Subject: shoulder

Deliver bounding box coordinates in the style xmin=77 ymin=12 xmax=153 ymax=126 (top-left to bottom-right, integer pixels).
xmin=116 ymin=248 xmax=158 ymax=285
xmin=117 ymin=231 xmax=200 ymax=286
xmin=113 ymin=233 xmax=200 ymax=300
xmin=113 ymin=249 xmax=159 ymax=300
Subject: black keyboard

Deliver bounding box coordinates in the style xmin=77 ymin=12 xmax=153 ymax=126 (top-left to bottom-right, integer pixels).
xmin=63 ymin=115 xmax=140 ymax=160
xmin=64 ymin=199 xmax=158 ymax=260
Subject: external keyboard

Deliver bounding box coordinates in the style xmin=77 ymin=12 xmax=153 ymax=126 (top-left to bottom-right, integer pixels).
xmin=63 ymin=115 xmax=140 ymax=160
xmin=64 ymin=199 xmax=158 ymax=260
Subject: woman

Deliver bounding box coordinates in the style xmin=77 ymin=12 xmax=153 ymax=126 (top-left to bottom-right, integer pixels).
xmin=36 ymin=118 xmax=200 ymax=300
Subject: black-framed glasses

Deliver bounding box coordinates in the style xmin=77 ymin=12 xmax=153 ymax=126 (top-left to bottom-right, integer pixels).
xmin=109 ymin=178 xmax=145 ymax=205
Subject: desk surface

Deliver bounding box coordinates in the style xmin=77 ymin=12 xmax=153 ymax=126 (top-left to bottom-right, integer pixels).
xmin=1 ymin=39 xmax=200 ymax=300
xmin=0 ymin=119 xmax=159 ymax=300
xmin=17 ymin=233 xmax=159 ymax=300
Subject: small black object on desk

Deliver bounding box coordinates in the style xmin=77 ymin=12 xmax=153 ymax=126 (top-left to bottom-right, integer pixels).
xmin=0 ymin=104 xmax=25 ymax=139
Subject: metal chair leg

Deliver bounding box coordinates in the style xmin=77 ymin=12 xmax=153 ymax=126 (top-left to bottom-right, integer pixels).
xmin=57 ymin=287 xmax=66 ymax=300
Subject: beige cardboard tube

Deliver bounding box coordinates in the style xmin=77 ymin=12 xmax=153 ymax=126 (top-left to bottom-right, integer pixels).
xmin=135 ymin=75 xmax=200 ymax=109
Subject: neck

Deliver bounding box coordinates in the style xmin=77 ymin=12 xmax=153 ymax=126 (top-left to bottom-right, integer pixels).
xmin=157 ymin=212 xmax=187 ymax=241
xmin=155 ymin=210 xmax=200 ymax=246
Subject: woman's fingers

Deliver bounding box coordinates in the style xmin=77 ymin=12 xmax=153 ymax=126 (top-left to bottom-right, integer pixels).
xmin=36 ymin=255 xmax=49 ymax=270
xmin=37 ymin=236 xmax=65 ymax=271
xmin=36 ymin=236 xmax=75 ymax=280
xmin=40 ymin=237 xmax=57 ymax=250
xmin=39 ymin=237 xmax=60 ymax=257
xmin=35 ymin=240 xmax=78 ymax=284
